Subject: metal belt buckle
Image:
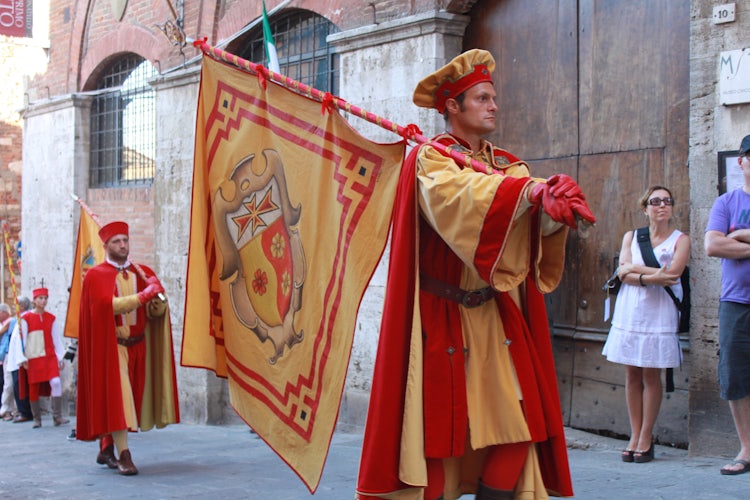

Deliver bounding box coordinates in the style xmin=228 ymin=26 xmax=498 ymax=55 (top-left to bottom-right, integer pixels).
xmin=462 ymin=290 xmax=485 ymax=308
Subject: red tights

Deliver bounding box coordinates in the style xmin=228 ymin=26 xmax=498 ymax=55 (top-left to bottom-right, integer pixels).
xmin=424 ymin=441 xmax=529 ymax=499
xmin=100 ymin=434 xmax=114 ymax=452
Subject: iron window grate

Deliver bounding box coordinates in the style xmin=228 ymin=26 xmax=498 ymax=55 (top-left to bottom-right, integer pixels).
xmin=89 ymin=55 xmax=157 ymax=188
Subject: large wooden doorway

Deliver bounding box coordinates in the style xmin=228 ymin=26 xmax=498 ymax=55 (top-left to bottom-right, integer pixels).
xmin=464 ymin=0 xmax=690 ymax=442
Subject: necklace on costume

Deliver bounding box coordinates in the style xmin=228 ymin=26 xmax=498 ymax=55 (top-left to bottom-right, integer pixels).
xmin=107 ymin=258 xmax=132 ymax=278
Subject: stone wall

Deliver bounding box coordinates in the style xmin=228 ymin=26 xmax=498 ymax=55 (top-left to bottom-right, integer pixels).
xmin=0 ymin=34 xmax=48 ymax=303
xmin=20 ymin=0 xmax=750 ymax=453
xmin=688 ymin=0 xmax=750 ymax=456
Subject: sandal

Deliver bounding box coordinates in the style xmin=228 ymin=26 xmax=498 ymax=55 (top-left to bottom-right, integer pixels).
xmin=621 ymin=449 xmax=635 ymax=462
xmin=720 ymin=459 xmax=750 ymax=475
xmin=633 ymin=444 xmax=654 ymax=463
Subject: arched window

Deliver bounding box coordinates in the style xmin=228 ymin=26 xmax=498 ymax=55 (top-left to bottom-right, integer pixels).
xmin=232 ymin=9 xmax=338 ymax=94
xmin=89 ymin=54 xmax=157 ymax=187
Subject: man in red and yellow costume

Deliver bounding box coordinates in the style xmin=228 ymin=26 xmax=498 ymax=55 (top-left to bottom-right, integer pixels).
xmin=357 ymin=49 xmax=595 ymax=499
xmin=76 ymin=221 xmax=179 ymax=476
xmin=16 ymin=287 xmax=69 ymax=428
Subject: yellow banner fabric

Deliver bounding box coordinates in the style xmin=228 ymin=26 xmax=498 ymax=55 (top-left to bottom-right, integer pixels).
xmin=64 ymin=208 xmax=105 ymax=339
xmin=182 ymin=56 xmax=404 ymax=492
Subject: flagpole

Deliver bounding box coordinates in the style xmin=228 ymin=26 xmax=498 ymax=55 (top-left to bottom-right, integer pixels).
xmin=70 ymin=194 xmax=166 ymax=301
xmin=262 ymin=0 xmax=280 ymax=74
xmin=192 ymin=39 xmax=593 ymax=228
xmin=1 ymin=221 xmax=22 ymax=324
xmin=192 ymin=39 xmax=494 ymax=175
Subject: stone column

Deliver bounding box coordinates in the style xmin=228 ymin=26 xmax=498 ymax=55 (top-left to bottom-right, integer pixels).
xmin=151 ymin=66 xmax=242 ymax=424
xmin=21 ymin=94 xmax=92 ymax=406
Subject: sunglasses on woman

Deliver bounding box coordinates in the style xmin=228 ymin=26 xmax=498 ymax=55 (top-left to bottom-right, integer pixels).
xmin=647 ymin=197 xmax=674 ymax=206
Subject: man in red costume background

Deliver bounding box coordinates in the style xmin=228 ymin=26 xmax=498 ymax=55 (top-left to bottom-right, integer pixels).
xmin=357 ymin=49 xmax=595 ymax=499
xmin=76 ymin=221 xmax=179 ymax=476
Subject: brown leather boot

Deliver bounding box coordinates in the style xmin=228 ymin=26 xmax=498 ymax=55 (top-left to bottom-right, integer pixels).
xmin=117 ymin=449 xmax=139 ymax=476
xmin=96 ymin=445 xmax=119 ymax=469
xmin=52 ymin=397 xmax=70 ymax=426
xmin=476 ymin=481 xmax=514 ymax=500
xmin=30 ymin=400 xmax=42 ymax=428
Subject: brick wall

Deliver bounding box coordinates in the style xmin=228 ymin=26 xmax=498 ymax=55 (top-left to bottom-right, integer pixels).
xmin=0 ymin=37 xmax=29 ymax=303
xmin=86 ymin=187 xmax=156 ymax=268
xmin=33 ymin=0 xmax=475 ymax=99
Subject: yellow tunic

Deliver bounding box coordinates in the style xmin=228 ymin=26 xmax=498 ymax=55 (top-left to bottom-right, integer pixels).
xmin=397 ymin=139 xmax=568 ymax=499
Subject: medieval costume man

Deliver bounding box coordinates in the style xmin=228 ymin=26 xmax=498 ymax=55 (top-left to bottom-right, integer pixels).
xmin=357 ymin=49 xmax=595 ymax=499
xmin=76 ymin=221 xmax=179 ymax=475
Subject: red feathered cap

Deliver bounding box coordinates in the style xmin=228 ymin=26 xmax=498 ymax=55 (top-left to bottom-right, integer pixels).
xmin=98 ymin=221 xmax=129 ymax=243
xmin=33 ymin=287 xmax=49 ymax=299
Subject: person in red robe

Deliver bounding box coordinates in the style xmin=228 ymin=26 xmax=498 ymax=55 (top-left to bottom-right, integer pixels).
xmin=356 ymin=49 xmax=595 ymax=499
xmin=15 ymin=287 xmax=69 ymax=428
xmin=76 ymin=221 xmax=179 ymax=476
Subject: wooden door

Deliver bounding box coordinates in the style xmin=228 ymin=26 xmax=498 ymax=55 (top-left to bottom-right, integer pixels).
xmin=464 ymin=0 xmax=689 ymax=440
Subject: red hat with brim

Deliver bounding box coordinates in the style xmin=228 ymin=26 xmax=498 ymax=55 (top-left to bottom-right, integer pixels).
xmin=98 ymin=221 xmax=129 ymax=243
xmin=413 ymin=49 xmax=496 ymax=113
xmin=33 ymin=287 xmax=49 ymax=299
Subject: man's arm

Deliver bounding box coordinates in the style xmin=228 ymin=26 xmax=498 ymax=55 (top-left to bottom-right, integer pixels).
xmin=51 ymin=320 xmax=65 ymax=362
xmin=728 ymin=228 xmax=750 ymax=244
xmin=705 ymin=230 xmax=750 ymax=260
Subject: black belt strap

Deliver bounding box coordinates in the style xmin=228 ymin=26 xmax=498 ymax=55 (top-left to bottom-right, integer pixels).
xmin=635 ymin=226 xmax=677 ymax=393
xmin=117 ymin=334 xmax=144 ymax=347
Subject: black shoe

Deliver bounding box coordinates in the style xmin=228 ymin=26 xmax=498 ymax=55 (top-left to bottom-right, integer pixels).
xmin=67 ymin=429 xmax=76 ymax=441
xmin=633 ymin=444 xmax=654 ymax=463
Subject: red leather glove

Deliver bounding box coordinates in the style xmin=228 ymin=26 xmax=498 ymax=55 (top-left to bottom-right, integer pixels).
xmin=569 ymin=198 xmax=597 ymax=227
xmin=528 ymin=182 xmax=547 ymax=205
xmin=542 ymin=194 xmax=578 ymax=228
xmin=137 ymin=276 xmax=164 ymax=305
xmin=531 ymin=176 xmax=596 ymax=228
xmin=547 ymin=174 xmax=585 ymax=199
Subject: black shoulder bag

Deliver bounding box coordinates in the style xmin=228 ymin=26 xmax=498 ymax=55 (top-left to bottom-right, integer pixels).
xmin=635 ymin=227 xmax=690 ymax=393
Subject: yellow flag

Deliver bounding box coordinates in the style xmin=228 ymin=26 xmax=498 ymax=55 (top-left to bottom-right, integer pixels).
xmin=64 ymin=208 xmax=105 ymax=339
xmin=182 ymin=56 xmax=404 ymax=492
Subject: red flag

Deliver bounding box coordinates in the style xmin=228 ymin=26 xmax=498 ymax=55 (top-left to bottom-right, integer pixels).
xmin=182 ymin=56 xmax=404 ymax=492
xmin=64 ymin=207 xmax=105 ymax=339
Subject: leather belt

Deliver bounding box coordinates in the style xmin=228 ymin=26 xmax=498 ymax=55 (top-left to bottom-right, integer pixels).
xmin=117 ymin=334 xmax=144 ymax=347
xmin=420 ymin=273 xmax=496 ymax=308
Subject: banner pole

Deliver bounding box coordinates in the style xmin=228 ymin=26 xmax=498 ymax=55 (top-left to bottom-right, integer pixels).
xmin=1 ymin=220 xmax=21 ymax=324
xmin=192 ymin=39 xmax=493 ymax=175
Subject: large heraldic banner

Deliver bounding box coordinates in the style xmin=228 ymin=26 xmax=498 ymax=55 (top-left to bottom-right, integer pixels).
xmin=0 ymin=0 xmax=29 ymax=38
xmin=182 ymin=55 xmax=404 ymax=492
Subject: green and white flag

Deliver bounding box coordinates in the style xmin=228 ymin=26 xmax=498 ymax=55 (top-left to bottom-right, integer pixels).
xmin=262 ymin=1 xmax=280 ymax=73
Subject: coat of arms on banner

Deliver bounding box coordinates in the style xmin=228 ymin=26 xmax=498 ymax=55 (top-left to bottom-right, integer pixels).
xmin=213 ymin=149 xmax=306 ymax=364
xmin=182 ymin=55 xmax=405 ymax=492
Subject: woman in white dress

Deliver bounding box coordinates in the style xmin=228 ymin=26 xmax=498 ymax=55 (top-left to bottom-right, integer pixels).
xmin=602 ymin=186 xmax=690 ymax=463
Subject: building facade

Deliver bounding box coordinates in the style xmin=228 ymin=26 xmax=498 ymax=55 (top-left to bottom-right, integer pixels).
xmin=15 ymin=0 xmax=750 ymax=457
xmin=0 ymin=0 xmax=50 ymax=304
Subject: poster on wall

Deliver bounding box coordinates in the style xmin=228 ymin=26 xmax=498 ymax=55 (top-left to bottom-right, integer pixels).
xmin=718 ymin=150 xmax=744 ymax=195
xmin=0 ymin=0 xmax=32 ymax=38
xmin=719 ymin=48 xmax=750 ymax=105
